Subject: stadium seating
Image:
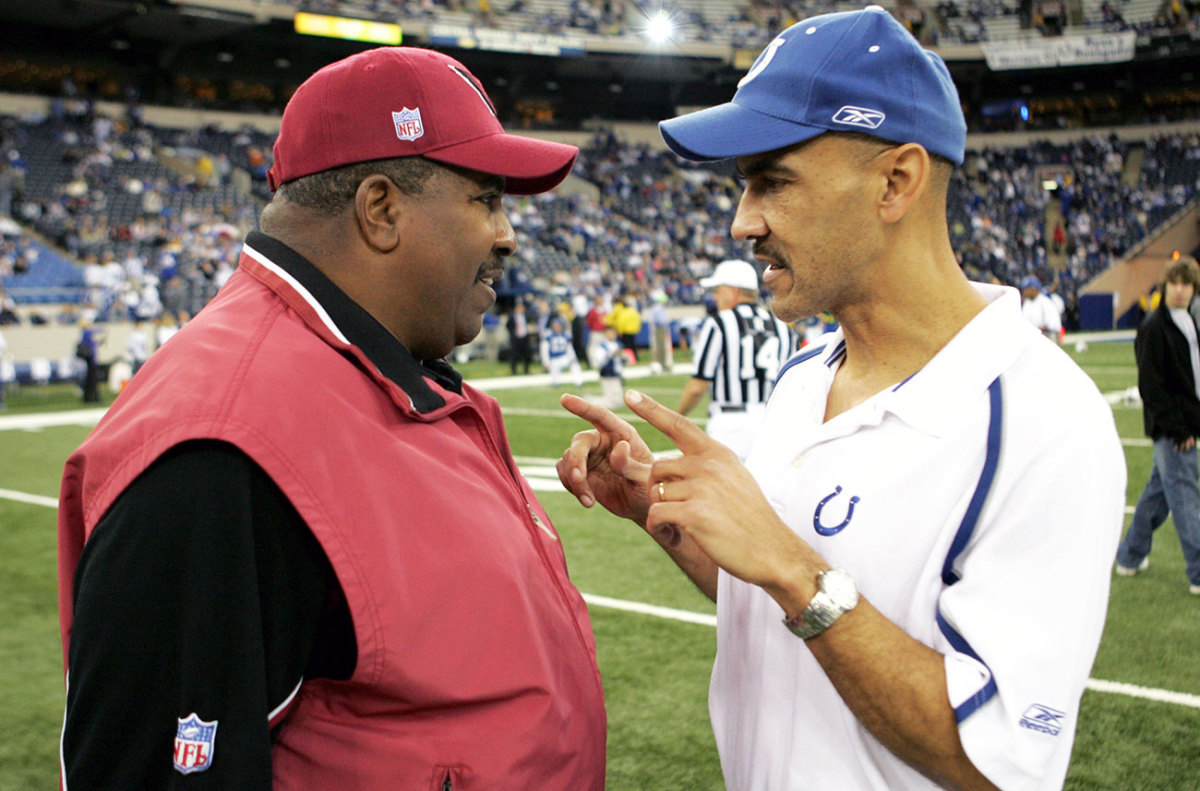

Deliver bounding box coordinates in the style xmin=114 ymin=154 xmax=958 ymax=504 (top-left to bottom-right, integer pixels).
xmin=263 ymin=0 xmax=1199 ymax=48
xmin=1 ymin=103 xmax=1197 ymax=332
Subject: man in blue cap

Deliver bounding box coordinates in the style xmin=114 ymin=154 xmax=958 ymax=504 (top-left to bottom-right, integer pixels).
xmin=557 ymin=7 xmax=1125 ymax=789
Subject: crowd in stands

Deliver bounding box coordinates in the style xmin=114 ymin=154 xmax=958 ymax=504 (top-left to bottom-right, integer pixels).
xmin=950 ymin=134 xmax=1200 ymax=305
xmin=1 ymin=104 xmax=1198 ymax=360
xmin=0 ymin=100 xmax=268 ymax=324
xmin=284 ymin=0 xmax=1200 ymax=50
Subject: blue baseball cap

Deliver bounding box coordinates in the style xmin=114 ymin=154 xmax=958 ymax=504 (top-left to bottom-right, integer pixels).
xmin=659 ymin=6 xmax=966 ymax=165
xmin=1019 ymin=275 xmax=1042 ymax=290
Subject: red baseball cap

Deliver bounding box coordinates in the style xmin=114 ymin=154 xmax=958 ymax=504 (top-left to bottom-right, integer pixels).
xmin=267 ymin=47 xmax=578 ymax=195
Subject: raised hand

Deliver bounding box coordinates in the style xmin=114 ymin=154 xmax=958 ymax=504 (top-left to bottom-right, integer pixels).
xmin=556 ymin=393 xmax=655 ymax=525
xmin=625 ymin=389 xmax=817 ymax=592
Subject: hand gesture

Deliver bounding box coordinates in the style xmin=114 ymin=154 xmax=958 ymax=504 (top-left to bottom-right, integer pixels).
xmin=557 ymin=393 xmax=655 ymax=525
xmin=625 ymin=390 xmax=816 ymax=591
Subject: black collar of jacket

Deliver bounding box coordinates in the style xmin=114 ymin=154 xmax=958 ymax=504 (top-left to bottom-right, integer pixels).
xmin=246 ymin=231 xmax=463 ymax=413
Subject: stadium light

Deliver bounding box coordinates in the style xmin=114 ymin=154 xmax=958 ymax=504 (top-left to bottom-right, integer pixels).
xmin=642 ymin=9 xmax=678 ymax=45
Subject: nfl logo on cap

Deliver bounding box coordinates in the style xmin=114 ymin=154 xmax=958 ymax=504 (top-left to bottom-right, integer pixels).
xmin=173 ymin=713 xmax=218 ymax=775
xmin=392 ymin=107 xmax=424 ymax=141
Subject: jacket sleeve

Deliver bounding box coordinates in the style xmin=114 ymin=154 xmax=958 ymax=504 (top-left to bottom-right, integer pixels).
xmin=61 ymin=440 xmax=334 ymax=790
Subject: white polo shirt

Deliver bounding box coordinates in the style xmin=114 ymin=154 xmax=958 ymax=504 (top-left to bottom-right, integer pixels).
xmin=711 ymin=283 xmax=1125 ymax=791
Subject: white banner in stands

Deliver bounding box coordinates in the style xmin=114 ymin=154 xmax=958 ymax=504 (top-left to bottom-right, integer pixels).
xmin=983 ymin=31 xmax=1136 ymax=70
xmin=427 ymin=24 xmax=585 ymax=57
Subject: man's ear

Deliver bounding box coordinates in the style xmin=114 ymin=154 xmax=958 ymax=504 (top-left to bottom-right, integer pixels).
xmin=353 ymin=174 xmax=403 ymax=254
xmin=877 ymin=143 xmax=930 ymax=225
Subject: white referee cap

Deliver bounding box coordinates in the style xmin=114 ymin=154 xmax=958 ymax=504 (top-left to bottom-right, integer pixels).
xmin=700 ymin=259 xmax=759 ymax=291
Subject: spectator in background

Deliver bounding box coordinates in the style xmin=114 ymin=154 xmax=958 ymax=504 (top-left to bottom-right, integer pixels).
xmin=1047 ymin=280 xmax=1067 ymax=341
xmin=0 ymin=324 xmax=8 ymax=409
xmin=507 ymin=300 xmax=533 ymax=375
xmin=533 ymin=296 xmax=554 ymax=338
xmin=608 ymin=294 xmax=642 ymax=362
xmin=589 ymin=324 xmax=626 ymax=408
xmin=155 ymin=311 xmax=180 ymax=349
xmin=541 ymin=315 xmax=584 ymax=387
xmin=126 ymin=319 xmax=149 ymax=377
xmin=1019 ymin=275 xmax=1062 ymax=342
xmin=570 ymin=291 xmax=591 ymax=367
xmin=585 ymin=293 xmax=609 ymax=357
xmin=1116 ymin=256 xmax=1200 ymax=594
xmin=482 ymin=310 xmax=501 ymax=362
xmin=648 ymin=290 xmax=674 ymax=374
xmin=1036 ymin=0 xmax=1066 ymax=35
xmin=76 ymin=318 xmax=104 ymax=403
xmin=1052 ymin=220 xmax=1066 ymax=254
xmin=0 ymin=288 xmax=19 ymax=325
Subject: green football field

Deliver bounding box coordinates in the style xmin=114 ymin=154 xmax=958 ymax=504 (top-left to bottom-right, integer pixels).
xmin=1 ymin=337 xmax=1198 ymax=790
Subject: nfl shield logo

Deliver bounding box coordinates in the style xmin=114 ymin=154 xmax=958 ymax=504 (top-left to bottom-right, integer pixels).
xmin=173 ymin=713 xmax=217 ymax=775
xmin=392 ymin=107 xmax=424 ymax=141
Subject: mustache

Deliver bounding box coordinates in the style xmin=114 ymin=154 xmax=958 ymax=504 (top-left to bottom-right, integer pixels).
xmin=752 ymin=243 xmax=786 ymax=268
xmin=476 ymin=259 xmax=505 ymax=279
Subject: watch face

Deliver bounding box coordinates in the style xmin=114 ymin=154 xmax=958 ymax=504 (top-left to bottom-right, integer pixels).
xmin=784 ymin=568 xmax=859 ymax=639
xmin=822 ymin=569 xmax=859 ymax=609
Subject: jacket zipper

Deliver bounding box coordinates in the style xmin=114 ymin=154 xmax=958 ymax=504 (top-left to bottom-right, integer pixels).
xmin=437 ymin=402 xmax=607 ymax=702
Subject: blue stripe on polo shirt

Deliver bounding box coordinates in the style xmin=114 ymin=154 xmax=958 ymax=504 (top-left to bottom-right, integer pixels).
xmin=774 ymin=344 xmax=826 ymax=385
xmin=937 ymin=376 xmax=1004 ymax=722
xmin=826 ymin=340 xmax=847 ymax=367
xmin=937 ymin=610 xmax=999 ymax=722
xmin=942 ymin=377 xmax=1004 ymax=586
xmin=893 ymin=370 xmax=918 ymax=391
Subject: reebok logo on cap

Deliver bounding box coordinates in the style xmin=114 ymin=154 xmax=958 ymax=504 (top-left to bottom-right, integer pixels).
xmin=832 ymin=106 xmax=886 ymax=129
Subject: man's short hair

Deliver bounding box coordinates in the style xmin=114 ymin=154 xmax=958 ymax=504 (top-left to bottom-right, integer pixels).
xmin=275 ymin=156 xmax=437 ymax=214
xmin=1163 ymin=255 xmax=1200 ymax=290
xmin=836 ymin=132 xmax=954 ymax=192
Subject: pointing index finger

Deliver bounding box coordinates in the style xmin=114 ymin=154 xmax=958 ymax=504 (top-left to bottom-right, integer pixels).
xmin=560 ymin=393 xmax=636 ymax=439
xmin=624 ymin=389 xmax=713 ymax=456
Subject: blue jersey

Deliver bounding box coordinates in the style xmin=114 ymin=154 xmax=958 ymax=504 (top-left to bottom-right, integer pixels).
xmin=546 ymin=332 xmax=572 ymax=359
xmin=596 ymin=339 xmax=625 ymax=378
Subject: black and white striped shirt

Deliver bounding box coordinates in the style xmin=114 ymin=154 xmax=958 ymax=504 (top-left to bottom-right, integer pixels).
xmin=692 ymin=303 xmax=796 ymax=408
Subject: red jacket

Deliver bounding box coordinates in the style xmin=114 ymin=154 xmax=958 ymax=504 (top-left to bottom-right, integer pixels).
xmin=585 ymin=306 xmax=608 ymax=332
xmin=58 ymin=243 xmax=606 ymax=789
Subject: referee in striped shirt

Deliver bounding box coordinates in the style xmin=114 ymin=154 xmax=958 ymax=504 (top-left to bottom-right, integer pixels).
xmin=678 ymin=259 xmax=796 ymax=459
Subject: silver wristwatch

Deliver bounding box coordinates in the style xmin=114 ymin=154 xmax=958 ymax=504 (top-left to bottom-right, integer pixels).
xmin=783 ymin=568 xmax=859 ymax=640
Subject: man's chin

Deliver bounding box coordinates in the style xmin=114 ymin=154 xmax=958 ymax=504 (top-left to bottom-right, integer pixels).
xmin=453 ymin=325 xmax=483 ymax=352
xmin=767 ymin=299 xmax=803 ymax=325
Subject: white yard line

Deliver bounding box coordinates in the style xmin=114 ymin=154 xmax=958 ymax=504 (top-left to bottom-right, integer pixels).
xmin=1084 ymin=678 xmax=1200 ymax=708
xmin=0 ymin=408 xmax=107 ymax=432
xmin=582 ymin=593 xmax=717 ymax=627
xmin=0 ymin=487 xmax=58 ymax=508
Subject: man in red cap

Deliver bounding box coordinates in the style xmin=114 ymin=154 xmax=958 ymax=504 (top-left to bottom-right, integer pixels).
xmin=57 ymin=47 xmax=605 ymax=790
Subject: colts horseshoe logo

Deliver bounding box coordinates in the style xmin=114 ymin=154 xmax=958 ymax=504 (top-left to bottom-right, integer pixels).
xmin=813 ymin=486 xmax=860 ymax=536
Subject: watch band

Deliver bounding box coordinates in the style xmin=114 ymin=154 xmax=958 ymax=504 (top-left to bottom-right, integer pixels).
xmin=783 ymin=567 xmax=859 ymax=640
